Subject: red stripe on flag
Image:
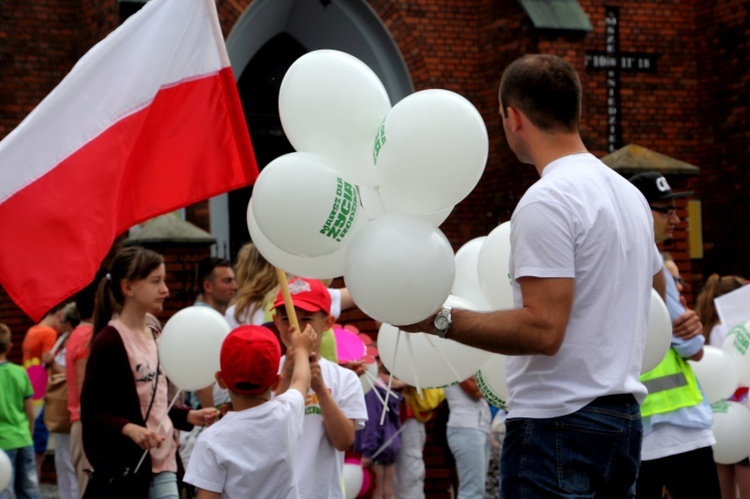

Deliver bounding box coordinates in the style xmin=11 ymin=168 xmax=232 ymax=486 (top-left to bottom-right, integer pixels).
xmin=0 ymin=67 xmax=257 ymax=320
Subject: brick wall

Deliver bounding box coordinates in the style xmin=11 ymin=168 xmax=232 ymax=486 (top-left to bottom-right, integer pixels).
xmin=694 ymin=0 xmax=750 ymax=283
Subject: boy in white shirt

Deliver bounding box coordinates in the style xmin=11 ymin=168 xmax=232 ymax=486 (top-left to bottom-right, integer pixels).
xmin=273 ymin=277 xmax=368 ymax=499
xmin=184 ymin=323 xmax=316 ymax=499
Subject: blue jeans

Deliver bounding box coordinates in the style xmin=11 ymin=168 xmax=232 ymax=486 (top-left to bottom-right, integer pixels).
xmin=447 ymin=427 xmax=490 ymax=499
xmin=0 ymin=446 xmax=41 ymax=499
xmin=148 ymin=471 xmax=179 ymax=499
xmin=500 ymin=394 xmax=642 ymax=498
xmin=32 ymin=409 xmax=49 ymax=454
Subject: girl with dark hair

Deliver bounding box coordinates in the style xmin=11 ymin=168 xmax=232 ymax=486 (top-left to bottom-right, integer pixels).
xmin=81 ymin=246 xmax=217 ymax=499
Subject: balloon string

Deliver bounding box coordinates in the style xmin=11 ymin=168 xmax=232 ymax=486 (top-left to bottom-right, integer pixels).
xmin=381 ymin=330 xmax=401 ymax=425
xmin=134 ymin=389 xmax=182 ymax=474
xmin=362 ymin=374 xmax=387 ymax=409
xmin=363 ymin=370 xmax=401 ymax=411
xmin=424 ymin=334 xmax=462 ymax=384
xmin=275 ymin=268 xmax=299 ymax=332
xmin=371 ymin=423 xmax=408 ymax=460
xmin=363 ymin=372 xmax=387 ymax=410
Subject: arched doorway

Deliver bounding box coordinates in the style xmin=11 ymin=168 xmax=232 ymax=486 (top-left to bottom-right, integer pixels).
xmin=210 ymin=0 xmax=413 ymax=259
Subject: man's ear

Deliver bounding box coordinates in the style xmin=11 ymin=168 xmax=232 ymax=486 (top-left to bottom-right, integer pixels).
xmin=506 ymin=106 xmax=524 ymax=132
xmin=215 ymin=371 xmax=228 ymax=389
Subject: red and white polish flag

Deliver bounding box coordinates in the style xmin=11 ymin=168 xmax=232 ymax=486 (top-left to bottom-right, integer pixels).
xmin=0 ymin=0 xmax=258 ymax=321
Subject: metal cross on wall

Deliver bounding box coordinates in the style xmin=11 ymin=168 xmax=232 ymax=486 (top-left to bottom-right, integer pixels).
xmin=585 ymin=6 xmax=659 ymax=152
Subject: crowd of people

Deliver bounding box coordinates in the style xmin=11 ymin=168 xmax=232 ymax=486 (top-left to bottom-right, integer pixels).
xmin=1 ymin=53 xmax=748 ymax=499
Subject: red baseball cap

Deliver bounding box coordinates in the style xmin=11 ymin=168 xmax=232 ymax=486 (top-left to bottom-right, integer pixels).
xmin=273 ymin=277 xmax=331 ymax=315
xmin=220 ymin=325 xmax=281 ymax=396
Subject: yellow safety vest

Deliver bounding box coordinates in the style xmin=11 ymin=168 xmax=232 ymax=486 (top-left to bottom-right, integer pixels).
xmin=639 ymin=347 xmax=704 ymax=417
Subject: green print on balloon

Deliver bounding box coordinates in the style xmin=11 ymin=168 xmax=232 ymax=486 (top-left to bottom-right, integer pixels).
xmin=320 ymin=178 xmax=358 ymax=242
xmin=730 ymin=325 xmax=750 ymax=355
xmin=372 ymin=121 xmax=386 ymax=165
xmin=476 ymin=369 xmax=507 ymax=411
xmin=712 ymin=400 xmax=730 ymax=414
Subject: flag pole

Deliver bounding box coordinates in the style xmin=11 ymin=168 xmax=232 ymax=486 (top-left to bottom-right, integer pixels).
xmin=275 ymin=268 xmax=300 ymax=332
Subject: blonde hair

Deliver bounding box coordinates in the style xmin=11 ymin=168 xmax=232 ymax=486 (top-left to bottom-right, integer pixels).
xmin=695 ymin=273 xmax=747 ymax=341
xmin=232 ymin=243 xmax=285 ymax=324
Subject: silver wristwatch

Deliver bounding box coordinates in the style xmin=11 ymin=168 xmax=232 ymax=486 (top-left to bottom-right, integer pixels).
xmin=434 ymin=307 xmax=452 ymax=339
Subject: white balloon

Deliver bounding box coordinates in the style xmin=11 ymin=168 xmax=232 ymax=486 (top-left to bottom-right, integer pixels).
xmin=722 ymin=322 xmax=750 ymax=386
xmin=344 ymin=214 xmax=455 ymax=325
xmin=376 ymin=89 xmax=488 ymax=215
xmin=378 ymin=296 xmax=492 ymax=388
xmin=0 ymin=449 xmax=11 ymax=493
xmin=476 ymin=354 xmax=508 ymax=410
xmin=711 ymin=400 xmax=750 ymax=464
xmin=689 ymin=346 xmax=740 ymax=404
xmin=159 ymin=307 xmax=231 ymax=391
xmin=252 ymin=152 xmax=364 ymax=258
xmin=342 ymin=462 xmax=364 ymax=499
xmin=247 ymin=201 xmax=348 ymax=279
xmin=363 ymin=185 xmax=454 ymax=227
xmin=279 ymin=49 xmax=391 ymax=187
xmin=453 ymin=237 xmax=493 ymax=311
xmin=641 ymin=289 xmax=673 ymax=373
xmin=477 ymin=222 xmax=514 ymax=310
xmin=415 ymin=205 xmax=454 ymax=227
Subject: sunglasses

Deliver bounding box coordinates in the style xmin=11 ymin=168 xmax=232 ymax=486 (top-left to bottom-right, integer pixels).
xmin=650 ymin=205 xmax=677 ymax=216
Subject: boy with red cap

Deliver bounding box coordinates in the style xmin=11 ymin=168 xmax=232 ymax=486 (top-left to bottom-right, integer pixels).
xmin=273 ymin=277 xmax=368 ymax=499
xmin=183 ymin=324 xmax=316 ymax=498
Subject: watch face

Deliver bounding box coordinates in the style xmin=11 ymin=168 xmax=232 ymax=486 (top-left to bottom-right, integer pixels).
xmin=435 ymin=315 xmax=450 ymax=331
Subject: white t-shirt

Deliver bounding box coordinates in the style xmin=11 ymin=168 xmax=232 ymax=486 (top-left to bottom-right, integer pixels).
xmin=225 ymin=288 xmax=343 ymax=329
xmin=183 ymin=390 xmax=305 ymax=498
xmin=641 ymin=424 xmax=716 ymax=461
xmin=444 ymin=384 xmax=491 ymax=433
xmin=505 ymin=153 xmax=662 ymax=419
xmin=277 ymin=357 xmax=368 ymax=499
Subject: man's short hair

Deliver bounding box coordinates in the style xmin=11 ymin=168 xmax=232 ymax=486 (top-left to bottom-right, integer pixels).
xmin=500 ymin=54 xmax=581 ymax=133
xmin=195 ymin=256 xmax=232 ymax=291
xmin=45 ymin=301 xmax=68 ymax=318
xmin=0 ymin=323 xmax=11 ymax=354
xmin=62 ymin=302 xmax=81 ymax=329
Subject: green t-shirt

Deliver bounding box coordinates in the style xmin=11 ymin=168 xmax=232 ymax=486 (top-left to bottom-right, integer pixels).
xmin=0 ymin=361 xmax=34 ymax=450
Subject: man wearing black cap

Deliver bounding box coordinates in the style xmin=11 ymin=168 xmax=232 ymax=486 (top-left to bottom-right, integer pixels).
xmin=629 ymin=172 xmax=721 ymax=499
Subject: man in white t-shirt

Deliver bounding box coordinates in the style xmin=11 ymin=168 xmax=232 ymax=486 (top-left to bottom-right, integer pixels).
xmin=401 ymin=54 xmax=664 ymax=497
xmin=183 ymin=324 xmax=316 ymax=498
xmin=273 ymin=277 xmax=368 ymax=499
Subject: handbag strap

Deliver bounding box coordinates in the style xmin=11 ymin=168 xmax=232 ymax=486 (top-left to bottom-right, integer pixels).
xmin=143 ymin=327 xmax=160 ymax=423
xmin=50 ymin=331 xmax=70 ymax=357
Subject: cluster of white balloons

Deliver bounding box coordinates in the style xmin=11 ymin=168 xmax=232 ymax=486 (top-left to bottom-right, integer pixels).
xmin=378 ymin=221 xmax=673 ymax=399
xmin=690 ymin=321 xmax=750 ymax=464
xmin=247 ymin=49 xmax=489 ymax=326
